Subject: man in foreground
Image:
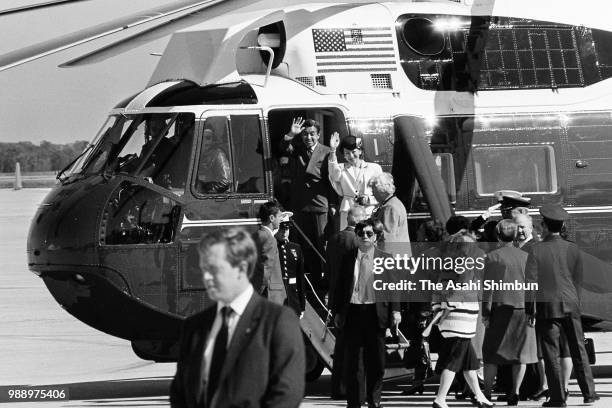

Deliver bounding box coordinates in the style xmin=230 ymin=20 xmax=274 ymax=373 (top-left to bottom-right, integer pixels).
xmin=170 ymin=227 xmax=305 ymax=408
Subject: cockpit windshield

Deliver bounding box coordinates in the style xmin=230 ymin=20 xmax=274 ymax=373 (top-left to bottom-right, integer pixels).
xmin=62 ymin=113 xmax=196 ymax=194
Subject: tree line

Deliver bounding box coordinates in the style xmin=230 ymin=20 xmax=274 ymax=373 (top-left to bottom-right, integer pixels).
xmin=0 ymin=141 xmax=88 ymax=173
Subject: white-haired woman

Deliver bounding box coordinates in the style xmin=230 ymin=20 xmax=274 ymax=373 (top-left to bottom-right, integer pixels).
xmin=369 ymin=172 xmax=410 ymax=255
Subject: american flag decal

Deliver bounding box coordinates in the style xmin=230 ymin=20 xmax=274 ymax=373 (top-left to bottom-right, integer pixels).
xmin=312 ymin=27 xmax=396 ymax=73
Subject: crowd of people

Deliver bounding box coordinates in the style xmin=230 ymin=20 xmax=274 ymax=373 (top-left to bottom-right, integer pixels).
xmin=169 ymin=117 xmax=599 ymax=408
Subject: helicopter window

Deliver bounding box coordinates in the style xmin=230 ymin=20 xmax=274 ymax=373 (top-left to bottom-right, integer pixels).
xmin=230 ymin=115 xmax=265 ymax=194
xmin=195 ymin=117 xmax=233 ymax=194
xmin=68 ymin=115 xmax=129 ymax=177
xmin=144 ymin=113 xmax=196 ymax=194
xmin=472 ymin=145 xmax=557 ymax=195
xmin=69 ymin=113 xmax=198 ymax=194
xmin=102 ymin=181 xmax=181 ymax=245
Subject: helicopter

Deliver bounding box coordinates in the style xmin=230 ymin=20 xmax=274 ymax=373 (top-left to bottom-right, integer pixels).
xmin=5 ymin=0 xmax=612 ymax=381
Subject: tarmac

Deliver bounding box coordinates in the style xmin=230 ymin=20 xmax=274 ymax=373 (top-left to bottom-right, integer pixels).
xmin=2 ymin=188 xmax=612 ymax=407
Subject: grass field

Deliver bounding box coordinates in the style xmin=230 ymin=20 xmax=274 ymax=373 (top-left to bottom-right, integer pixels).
xmin=0 ymin=172 xmax=57 ymax=189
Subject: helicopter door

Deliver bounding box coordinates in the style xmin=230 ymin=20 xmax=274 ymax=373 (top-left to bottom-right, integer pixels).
xmin=177 ymin=111 xmax=269 ymax=315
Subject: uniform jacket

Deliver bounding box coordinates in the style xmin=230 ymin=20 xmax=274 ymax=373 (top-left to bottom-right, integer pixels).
xmin=525 ymin=235 xmax=583 ymax=318
xmin=482 ymin=243 xmax=529 ymax=317
xmin=279 ymin=140 xmax=338 ymax=213
xmin=332 ymin=247 xmax=400 ymax=329
xmin=277 ymin=240 xmax=306 ymax=314
xmin=170 ymin=293 xmax=305 ymax=408
xmin=252 ymin=227 xmax=286 ymax=305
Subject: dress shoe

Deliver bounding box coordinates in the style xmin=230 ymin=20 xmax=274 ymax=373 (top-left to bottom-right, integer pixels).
xmin=403 ymin=384 xmax=425 ymax=395
xmin=456 ymin=390 xmax=475 ymax=400
xmin=583 ymin=394 xmax=600 ymax=404
xmin=506 ymin=393 xmax=519 ymax=406
xmin=563 ymin=389 xmax=569 ymax=402
xmin=475 ymin=400 xmax=495 ymax=408
xmin=541 ymin=401 xmax=566 ymax=407
xmin=432 ymin=401 xmax=445 ymax=408
xmin=530 ymin=389 xmax=549 ymax=400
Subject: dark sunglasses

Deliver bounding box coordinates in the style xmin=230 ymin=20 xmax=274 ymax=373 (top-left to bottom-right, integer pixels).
xmin=279 ymin=222 xmax=292 ymax=230
xmin=357 ymin=230 xmax=375 ymax=238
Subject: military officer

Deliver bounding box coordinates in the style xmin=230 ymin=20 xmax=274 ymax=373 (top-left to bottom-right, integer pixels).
xmin=275 ymin=212 xmax=306 ymax=317
xmin=471 ymin=190 xmax=531 ymax=233
xmin=525 ymin=204 xmax=598 ymax=407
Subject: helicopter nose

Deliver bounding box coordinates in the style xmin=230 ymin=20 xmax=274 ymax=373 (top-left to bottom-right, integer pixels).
xmin=27 ymin=177 xmax=113 ymax=269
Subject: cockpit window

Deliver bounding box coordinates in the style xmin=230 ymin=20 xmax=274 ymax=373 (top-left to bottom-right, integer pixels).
xmin=195 ymin=117 xmax=233 ymax=194
xmin=66 ymin=113 xmax=196 ymax=195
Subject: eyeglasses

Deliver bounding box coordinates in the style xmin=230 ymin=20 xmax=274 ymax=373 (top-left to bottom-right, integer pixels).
xmin=279 ymin=223 xmax=291 ymax=230
xmin=357 ymin=230 xmax=375 ymax=238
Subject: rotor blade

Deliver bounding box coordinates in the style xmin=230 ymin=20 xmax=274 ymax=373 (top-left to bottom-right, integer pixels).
xmin=60 ymin=0 xmax=256 ymax=67
xmin=60 ymin=0 xmax=362 ymax=67
xmin=0 ymin=0 xmax=220 ymax=72
xmin=0 ymin=0 xmax=93 ymax=16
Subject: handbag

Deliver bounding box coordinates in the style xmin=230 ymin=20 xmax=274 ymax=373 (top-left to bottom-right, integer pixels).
xmin=585 ymin=337 xmax=596 ymax=365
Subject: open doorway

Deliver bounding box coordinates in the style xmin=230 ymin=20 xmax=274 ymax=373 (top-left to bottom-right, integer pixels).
xmin=266 ymin=107 xmax=348 ymax=294
xmin=267 ymin=108 xmax=348 ymax=210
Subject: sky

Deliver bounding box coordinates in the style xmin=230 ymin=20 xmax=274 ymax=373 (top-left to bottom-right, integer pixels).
xmin=0 ymin=0 xmax=182 ymax=144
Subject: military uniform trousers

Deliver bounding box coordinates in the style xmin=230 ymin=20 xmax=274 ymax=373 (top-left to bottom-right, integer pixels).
xmin=537 ymin=313 xmax=596 ymax=403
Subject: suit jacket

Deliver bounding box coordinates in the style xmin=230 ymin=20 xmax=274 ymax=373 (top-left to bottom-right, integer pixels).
xmin=252 ymin=227 xmax=287 ymax=305
xmin=482 ymin=243 xmax=529 ymax=317
xmin=280 ymin=140 xmax=338 ymax=213
xmin=277 ymin=240 xmax=306 ymax=314
xmin=525 ymin=235 xmax=583 ymax=319
xmin=371 ymin=196 xmax=410 ymax=255
xmin=326 ymin=227 xmax=357 ymax=306
xmin=518 ymin=237 xmax=537 ymax=253
xmin=170 ymin=293 xmax=305 ymax=408
xmin=332 ymin=247 xmax=400 ymax=329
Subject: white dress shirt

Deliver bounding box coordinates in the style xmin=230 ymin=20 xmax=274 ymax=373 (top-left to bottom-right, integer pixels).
xmin=203 ymin=284 xmax=254 ymax=382
xmin=350 ymin=247 xmax=376 ymax=304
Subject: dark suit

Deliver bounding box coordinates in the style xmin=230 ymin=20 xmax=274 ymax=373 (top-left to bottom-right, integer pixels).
xmin=279 ymin=140 xmax=336 ymax=213
xmin=333 ymin=248 xmax=400 ymax=407
xmin=280 ymin=140 xmax=338 ymax=285
xmin=326 ymin=226 xmax=358 ymax=398
xmin=252 ymin=227 xmax=286 ymax=305
xmin=170 ymin=292 xmax=305 ymax=408
xmin=525 ymin=235 xmax=595 ymax=403
xmin=326 ymin=226 xmax=357 ymax=304
xmin=277 ymin=239 xmax=306 ymax=315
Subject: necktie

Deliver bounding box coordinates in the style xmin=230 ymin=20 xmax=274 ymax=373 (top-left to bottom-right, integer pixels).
xmin=358 ymin=253 xmax=371 ymax=302
xmin=207 ymin=306 xmax=232 ymax=405
xmin=307 ymin=148 xmax=313 ymax=159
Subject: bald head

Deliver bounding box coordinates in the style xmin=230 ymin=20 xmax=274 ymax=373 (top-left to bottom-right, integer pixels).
xmin=347 ymin=206 xmax=366 ymax=227
xmin=513 ymin=213 xmax=533 ymax=245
